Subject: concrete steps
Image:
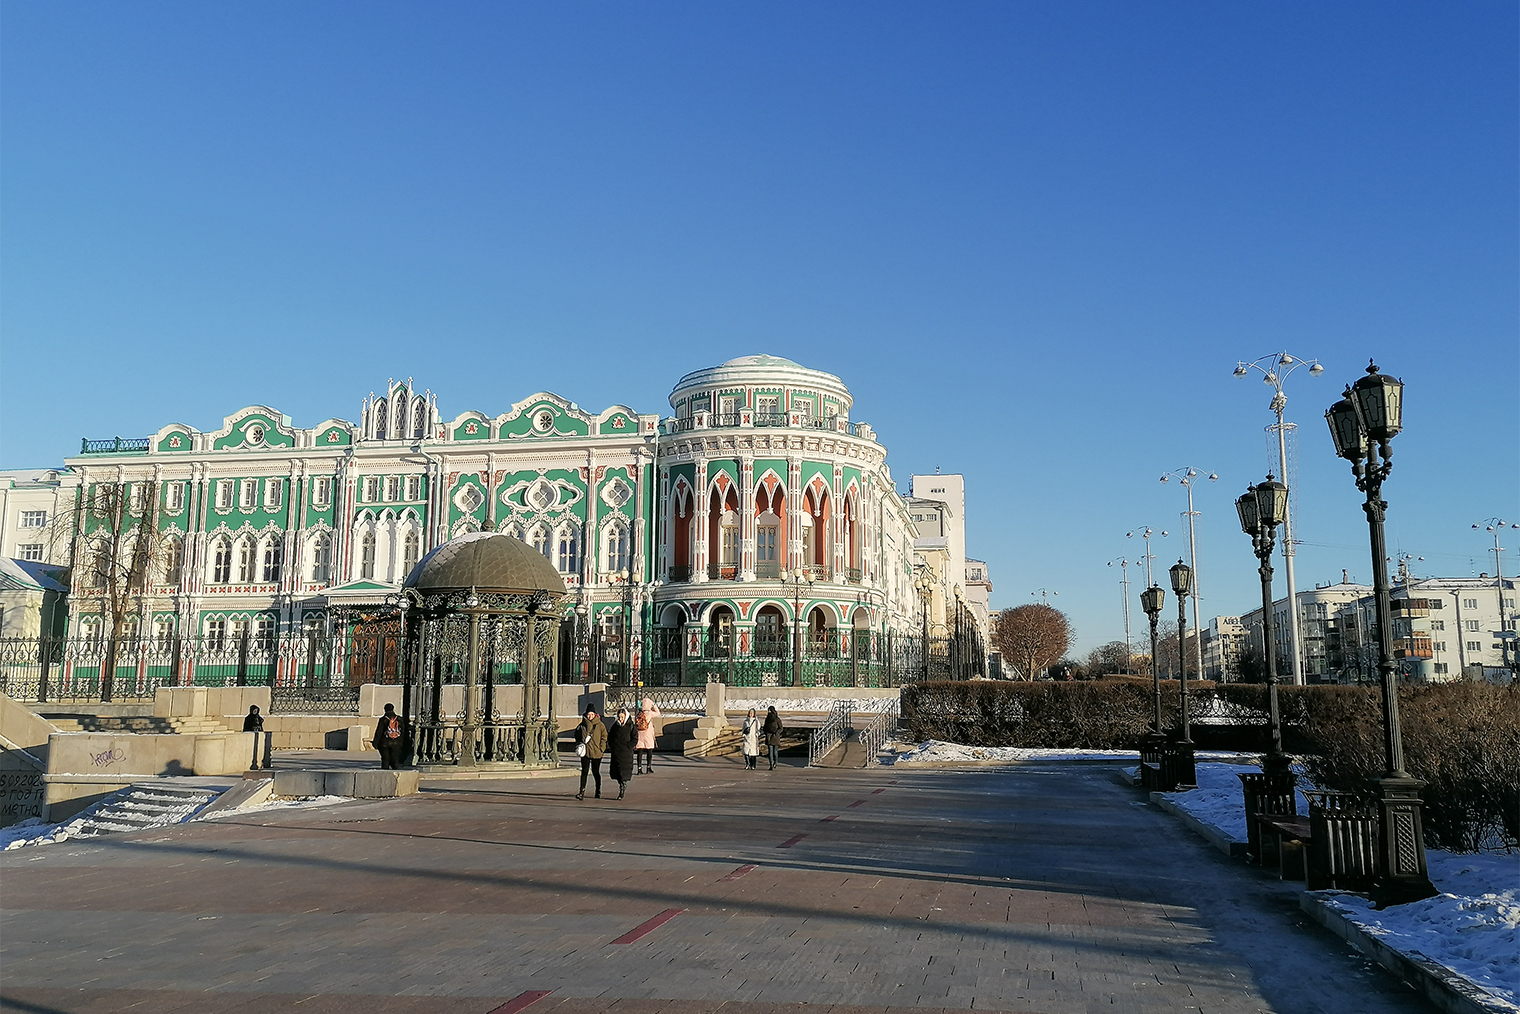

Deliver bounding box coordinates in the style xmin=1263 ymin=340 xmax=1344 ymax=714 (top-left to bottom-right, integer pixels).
xmin=69 ymin=783 xmax=222 ymax=838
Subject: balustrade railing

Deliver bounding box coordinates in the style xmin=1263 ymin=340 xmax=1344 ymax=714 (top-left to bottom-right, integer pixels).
xmin=808 ymin=699 xmax=854 ymax=766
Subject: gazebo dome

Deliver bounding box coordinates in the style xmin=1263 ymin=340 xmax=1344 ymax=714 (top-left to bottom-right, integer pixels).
xmin=404 ymin=531 xmax=565 ymax=595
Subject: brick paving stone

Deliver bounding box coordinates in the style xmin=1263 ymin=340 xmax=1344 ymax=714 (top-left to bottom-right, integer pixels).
xmin=2 ymin=762 xmax=1434 ymax=1014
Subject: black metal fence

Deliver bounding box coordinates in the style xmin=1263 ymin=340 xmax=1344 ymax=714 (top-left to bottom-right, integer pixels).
xmin=0 ymin=632 xmax=399 ymax=708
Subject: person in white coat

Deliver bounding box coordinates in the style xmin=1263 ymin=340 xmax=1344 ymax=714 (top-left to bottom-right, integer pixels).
xmin=741 ymin=708 xmax=762 ymax=770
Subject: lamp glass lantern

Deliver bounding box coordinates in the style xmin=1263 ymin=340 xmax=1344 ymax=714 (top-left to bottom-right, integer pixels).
xmin=1350 ymin=362 xmax=1403 ymax=442
xmin=1169 ymin=560 xmax=1193 ymax=597
xmin=1325 ymin=396 xmax=1366 ymax=461
xmin=1140 ymin=585 xmax=1165 ymax=616
xmin=1235 ymin=490 xmax=1260 ymax=536
xmin=1254 ymin=477 xmax=1290 ymax=529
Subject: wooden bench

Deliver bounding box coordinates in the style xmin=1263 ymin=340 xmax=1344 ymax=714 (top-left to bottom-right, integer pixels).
xmin=1257 ymin=814 xmax=1313 ymax=881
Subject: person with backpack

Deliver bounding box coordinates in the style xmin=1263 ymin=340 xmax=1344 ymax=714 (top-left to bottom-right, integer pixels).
xmin=372 ymin=703 xmax=407 ymax=769
xmin=634 ymin=696 xmax=660 ymax=773
xmin=763 ymin=705 xmax=783 ymax=770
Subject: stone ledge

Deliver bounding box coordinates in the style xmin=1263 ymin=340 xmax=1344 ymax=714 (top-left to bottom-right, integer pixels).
xmin=272 ymin=769 xmax=418 ymax=798
xmin=1150 ymin=790 xmax=1249 ymax=858
xmin=1300 ymin=891 xmax=1515 ymax=1014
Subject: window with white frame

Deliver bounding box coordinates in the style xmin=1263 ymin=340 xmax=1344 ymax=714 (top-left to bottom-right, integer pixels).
xmin=386 ymin=476 xmax=401 ymax=502
xmin=311 ymin=477 xmax=332 ymax=507
xmin=262 ymin=539 xmax=282 ymax=583
xmin=1434 ymin=641 xmax=1446 ymax=652
xmin=165 ymin=483 xmax=184 ymax=513
xmin=605 ymin=524 xmax=629 ymax=574
xmin=402 ymin=530 xmax=420 ymax=577
xmin=1430 ymin=619 xmax=1444 ymax=630
xmin=407 ymin=475 xmax=421 ymax=501
xmin=237 ymin=537 xmax=255 ymax=583
xmin=240 ymin=480 xmax=257 ymax=510
xmin=19 ymin=510 xmax=46 ymax=528
xmin=161 ymin=538 xmax=183 ymax=584
xmin=19 ymin=543 xmax=43 ymax=562
xmin=557 ymin=527 xmax=579 ymax=574
xmin=255 ymin=616 xmax=275 ymax=650
xmin=206 ymin=617 xmax=227 ymax=650
xmin=153 ymin=618 xmax=174 ymax=647
xmin=217 ymin=480 xmax=234 ymax=509
xmin=1466 ymin=640 xmax=1482 ymax=652
xmin=365 ymin=477 xmax=381 ymax=503
xmin=1465 ymin=619 xmax=1480 ymax=631
xmin=531 ymin=526 xmax=550 ymax=559
xmin=129 ymin=484 xmax=146 ymax=514
xmin=360 ymin=531 xmax=377 ymax=580
xmin=264 ymin=478 xmax=283 ymax=509
xmin=230 ymin=617 xmax=249 ymax=646
xmin=212 ymin=538 xmax=233 ymax=583
xmin=310 ymin=534 xmax=332 ymax=583
xmin=1463 ymin=598 xmax=1479 ymax=610
xmin=756 ymin=395 xmax=779 ymax=416
xmin=1433 ymin=662 xmax=1447 ymax=674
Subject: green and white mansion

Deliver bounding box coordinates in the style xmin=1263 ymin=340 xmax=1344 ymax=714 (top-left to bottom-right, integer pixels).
xmin=56 ymin=355 xmax=980 ymax=684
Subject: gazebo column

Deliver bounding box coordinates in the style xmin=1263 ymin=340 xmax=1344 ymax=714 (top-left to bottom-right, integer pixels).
xmin=462 ymin=606 xmax=480 ymax=767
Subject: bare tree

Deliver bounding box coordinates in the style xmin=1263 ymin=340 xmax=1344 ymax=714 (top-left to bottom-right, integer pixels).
xmin=992 ymin=603 xmax=1073 ymax=680
xmin=1085 ymin=640 xmax=1132 ymax=676
xmin=60 ymin=480 xmax=165 ymax=700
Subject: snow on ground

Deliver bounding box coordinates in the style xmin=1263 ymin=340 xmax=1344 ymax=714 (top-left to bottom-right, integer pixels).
xmin=728 ymin=697 xmax=894 ymax=712
xmin=884 ymin=739 xmax=1258 ymax=766
xmin=199 ymin=795 xmax=351 ymax=820
xmin=1158 ymin=759 xmax=1519 ymax=1004
xmin=1 ymin=793 xmax=350 ymax=851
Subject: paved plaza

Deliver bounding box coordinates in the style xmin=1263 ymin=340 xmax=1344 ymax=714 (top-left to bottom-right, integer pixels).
xmin=1 ymin=757 xmax=1434 ymax=1014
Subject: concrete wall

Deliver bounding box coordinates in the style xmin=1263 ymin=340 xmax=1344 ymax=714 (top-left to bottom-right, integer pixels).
xmin=42 ymin=730 xmax=257 ymax=821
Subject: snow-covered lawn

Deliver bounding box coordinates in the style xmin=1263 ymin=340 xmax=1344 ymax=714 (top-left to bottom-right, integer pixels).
xmin=1159 ymin=760 xmax=1519 ymax=1005
xmin=885 ymin=739 xmax=1256 ymax=765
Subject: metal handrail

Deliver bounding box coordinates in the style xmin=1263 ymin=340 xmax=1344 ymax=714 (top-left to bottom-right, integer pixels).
xmin=807 ymin=698 xmax=854 ymax=766
xmin=856 ymin=697 xmax=899 ymax=767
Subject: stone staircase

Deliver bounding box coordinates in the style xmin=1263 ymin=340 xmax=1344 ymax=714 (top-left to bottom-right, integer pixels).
xmin=684 ymin=717 xmax=743 ymax=757
xmin=45 ymin=714 xmax=233 ymax=736
xmin=66 ymin=783 xmax=223 ymax=838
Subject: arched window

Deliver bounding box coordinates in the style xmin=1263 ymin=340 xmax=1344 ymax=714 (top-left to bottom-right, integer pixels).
xmin=236 ymin=537 xmax=256 ymax=583
xmin=708 ymin=606 xmax=734 ymax=656
xmin=413 ymin=399 xmax=427 ymax=438
xmin=556 ymin=525 xmax=579 ymax=575
xmin=212 ymin=538 xmax=233 ymax=584
xmin=374 ymin=400 xmax=387 ymax=440
xmin=262 ymin=538 xmax=282 ymax=583
xmin=531 ymin=525 xmax=550 ymax=558
xmin=671 ymin=484 xmax=692 ymax=579
xmin=755 ymin=605 xmax=786 ymax=657
xmin=402 ymin=529 xmax=420 ymax=577
xmin=393 ymin=394 xmax=407 ymax=439
xmin=206 ymin=616 xmax=227 ymax=651
xmin=310 ymin=534 xmax=332 ymax=584
xmin=605 ymin=523 xmax=629 ymax=574
xmin=360 ymin=530 xmax=377 ymax=580
xmin=160 ymin=537 xmax=183 ymax=585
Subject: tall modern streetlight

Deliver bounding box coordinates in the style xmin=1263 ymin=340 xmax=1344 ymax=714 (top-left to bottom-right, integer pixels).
xmin=1161 ymin=467 xmax=1218 ymax=678
xmin=1140 ymin=584 xmax=1165 ymax=731
xmin=1235 ymin=477 xmax=1292 ymax=776
xmin=1472 ymin=518 xmax=1518 ymax=634
xmin=1325 ymin=361 xmax=1437 ymax=907
xmin=1107 ymin=558 xmax=1135 ymax=673
xmin=1235 ymin=351 xmax=1323 ymax=685
xmin=1031 ymin=588 xmax=1059 ymax=605
xmin=1125 ymin=526 xmax=1168 ymax=588
xmin=1168 ymin=560 xmax=1197 ymax=787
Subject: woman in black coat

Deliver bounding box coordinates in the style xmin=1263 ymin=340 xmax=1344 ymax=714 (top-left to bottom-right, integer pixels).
xmin=605 ymin=706 xmax=639 ymax=799
xmin=762 ymin=705 xmax=783 ymax=770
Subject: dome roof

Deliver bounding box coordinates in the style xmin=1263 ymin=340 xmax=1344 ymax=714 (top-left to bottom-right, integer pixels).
xmin=669 ymin=354 xmax=850 ymax=410
xmin=720 ymin=354 xmax=802 ymax=369
xmin=404 ymin=532 xmax=566 ymax=595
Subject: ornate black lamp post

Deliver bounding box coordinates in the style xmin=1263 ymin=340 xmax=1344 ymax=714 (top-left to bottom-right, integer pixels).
xmin=1235 ymin=476 xmax=1293 ymax=775
xmin=1140 ymin=584 xmax=1165 ymax=733
xmin=1325 ymin=361 xmax=1437 ymax=907
xmin=1168 ymin=560 xmax=1197 ymax=786
xmin=781 ymin=568 xmax=816 ymax=686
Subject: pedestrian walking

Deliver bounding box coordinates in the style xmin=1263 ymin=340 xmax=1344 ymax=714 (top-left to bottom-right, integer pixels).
xmin=606 ymin=706 xmax=638 ymax=799
xmin=763 ymin=705 xmax=783 ymax=770
xmin=575 ymin=708 xmax=607 ymax=800
xmin=741 ymin=708 xmax=762 ymax=769
xmin=243 ymin=705 xmax=265 ymax=770
xmin=372 ymin=703 xmax=407 ymax=769
xmin=635 ymin=696 xmax=660 ymax=773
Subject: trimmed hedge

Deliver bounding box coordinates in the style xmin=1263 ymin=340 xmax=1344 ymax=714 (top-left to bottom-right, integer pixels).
xmin=900 ymin=679 xmax=1519 ymax=852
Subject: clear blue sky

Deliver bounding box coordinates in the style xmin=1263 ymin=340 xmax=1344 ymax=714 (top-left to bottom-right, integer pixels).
xmin=3 ymin=2 xmax=1515 ymax=654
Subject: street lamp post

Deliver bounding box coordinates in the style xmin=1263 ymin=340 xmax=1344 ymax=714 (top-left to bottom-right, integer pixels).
xmin=1125 ymin=527 xmax=1168 ymax=588
xmin=1235 ymin=477 xmax=1292 ymax=776
xmin=1107 ymin=558 xmax=1135 ymax=673
xmin=1325 ymin=361 xmax=1437 ymax=907
xmin=781 ymin=568 xmax=816 ymax=687
xmin=1235 ymin=351 xmax=1324 ymax=685
xmin=1161 ymin=467 xmax=1218 ymax=679
xmin=574 ymin=598 xmax=590 ymax=683
xmin=914 ymin=568 xmax=934 ymax=681
xmin=1472 ymin=518 xmax=1518 ymax=638
xmin=1169 ymin=560 xmax=1195 ymax=775
xmin=1140 ymin=584 xmax=1165 ymax=732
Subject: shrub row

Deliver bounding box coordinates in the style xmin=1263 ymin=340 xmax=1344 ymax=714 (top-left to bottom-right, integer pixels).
xmin=899 ymin=679 xmax=1519 ymax=852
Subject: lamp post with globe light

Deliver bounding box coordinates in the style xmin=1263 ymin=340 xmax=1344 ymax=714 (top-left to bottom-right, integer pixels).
xmin=1161 ymin=467 xmax=1218 ymax=678
xmin=1325 ymin=361 xmax=1437 ymax=907
xmin=1235 ymin=476 xmax=1293 ymax=776
xmin=781 ymin=568 xmax=817 ymax=686
xmin=1140 ymin=584 xmax=1165 ymax=731
xmin=1235 ymin=352 xmax=1323 ymax=684
xmin=1472 ymin=518 xmax=1519 ymax=638
xmin=1169 ymin=559 xmax=1195 ymax=784
xmin=1125 ymin=526 xmax=1168 ymax=589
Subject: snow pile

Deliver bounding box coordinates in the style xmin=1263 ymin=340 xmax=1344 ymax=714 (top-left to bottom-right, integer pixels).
xmin=2 ymin=816 xmax=91 ymax=850
xmin=1322 ymin=853 xmax=1519 ymax=1005
xmin=200 ymin=795 xmax=350 ymax=819
xmin=1155 ymin=760 xmax=1519 ymax=1004
xmin=729 ymin=697 xmax=861 ymax=712
xmin=1 ymin=793 xmax=349 ymax=851
xmin=886 ymin=740 xmax=1259 ymax=766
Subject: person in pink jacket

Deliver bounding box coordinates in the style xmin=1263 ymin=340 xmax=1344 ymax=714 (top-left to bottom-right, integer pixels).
xmin=634 ymin=696 xmax=660 ymax=774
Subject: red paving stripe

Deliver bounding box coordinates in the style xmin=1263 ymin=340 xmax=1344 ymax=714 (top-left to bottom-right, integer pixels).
xmin=717 ymin=863 xmax=757 ymax=882
xmin=847 ymin=800 xmax=865 ymax=808
xmin=486 ymin=990 xmax=554 ymax=1014
xmin=872 ymin=788 xmax=886 ymax=794
xmin=820 ymin=814 xmax=839 ymax=822
xmin=777 ymin=833 xmax=809 ymax=848
xmin=610 ymin=908 xmax=685 ymax=944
